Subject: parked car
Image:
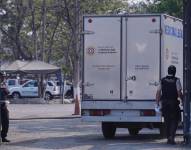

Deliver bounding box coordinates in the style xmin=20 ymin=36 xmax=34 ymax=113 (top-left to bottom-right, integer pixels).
xmin=6 ymin=78 xmax=30 ymax=90
xmin=64 ymin=82 xmax=73 ymax=99
xmin=6 ymin=79 xmax=20 ymax=90
xmin=44 ymin=80 xmax=73 ymax=101
xmin=9 ymin=80 xmax=38 ymax=99
xmin=44 ymin=80 xmax=61 ymax=101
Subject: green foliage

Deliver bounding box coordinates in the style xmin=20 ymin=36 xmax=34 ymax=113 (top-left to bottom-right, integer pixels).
xmin=0 ymin=0 xmax=128 ymax=76
xmin=139 ymin=0 xmax=183 ymax=18
xmin=81 ymin=0 xmax=128 ymax=14
xmin=0 ymin=0 xmax=183 ymax=77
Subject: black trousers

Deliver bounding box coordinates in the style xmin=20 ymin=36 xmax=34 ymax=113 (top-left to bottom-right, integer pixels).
xmin=162 ymin=104 xmax=180 ymax=140
xmin=0 ymin=103 xmax=9 ymax=138
xmin=163 ymin=113 xmax=179 ymax=140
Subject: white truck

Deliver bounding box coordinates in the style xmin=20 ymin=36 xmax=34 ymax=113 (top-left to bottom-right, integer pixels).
xmin=81 ymin=14 xmax=183 ymax=138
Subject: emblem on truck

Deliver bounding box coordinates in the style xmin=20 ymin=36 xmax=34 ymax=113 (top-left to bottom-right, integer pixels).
xmin=164 ymin=25 xmax=183 ymax=39
xmin=86 ymin=47 xmax=95 ymax=55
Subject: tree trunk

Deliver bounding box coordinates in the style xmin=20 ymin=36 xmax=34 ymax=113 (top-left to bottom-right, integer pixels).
xmin=73 ymin=0 xmax=81 ymax=114
xmin=41 ymin=0 xmax=46 ymax=61
xmin=47 ymin=17 xmax=60 ymax=63
xmin=29 ymin=0 xmax=38 ymax=60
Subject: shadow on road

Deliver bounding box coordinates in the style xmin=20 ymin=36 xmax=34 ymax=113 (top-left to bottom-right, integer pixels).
xmin=9 ymin=134 xmax=188 ymax=150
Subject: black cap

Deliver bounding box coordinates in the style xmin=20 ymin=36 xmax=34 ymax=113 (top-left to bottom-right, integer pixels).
xmin=168 ymin=65 xmax=176 ymax=76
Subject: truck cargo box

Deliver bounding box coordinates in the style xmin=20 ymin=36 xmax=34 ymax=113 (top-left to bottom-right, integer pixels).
xmin=82 ymin=14 xmax=183 ymax=138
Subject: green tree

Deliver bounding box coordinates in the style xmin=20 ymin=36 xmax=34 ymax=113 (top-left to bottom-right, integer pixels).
xmin=136 ymin=0 xmax=183 ymax=18
xmin=0 ymin=0 xmax=32 ymax=60
xmin=0 ymin=0 xmax=128 ymax=74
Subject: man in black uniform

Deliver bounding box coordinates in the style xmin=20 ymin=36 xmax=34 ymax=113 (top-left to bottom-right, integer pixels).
xmin=0 ymin=72 xmax=10 ymax=142
xmin=156 ymin=65 xmax=182 ymax=145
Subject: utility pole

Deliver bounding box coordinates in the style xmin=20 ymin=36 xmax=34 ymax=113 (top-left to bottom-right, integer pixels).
xmin=183 ymin=0 xmax=191 ymax=144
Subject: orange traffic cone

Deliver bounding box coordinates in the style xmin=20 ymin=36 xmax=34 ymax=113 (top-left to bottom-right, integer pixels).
xmin=73 ymin=95 xmax=80 ymax=115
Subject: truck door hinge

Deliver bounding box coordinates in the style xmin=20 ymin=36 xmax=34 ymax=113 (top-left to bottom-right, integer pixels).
xmin=83 ymin=82 xmax=94 ymax=87
xmin=149 ymin=29 xmax=162 ymax=34
xmin=149 ymin=81 xmax=159 ymax=86
xmin=81 ymin=30 xmax=95 ymax=35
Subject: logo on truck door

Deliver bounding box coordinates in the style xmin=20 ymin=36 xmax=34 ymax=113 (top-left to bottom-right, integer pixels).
xmin=86 ymin=47 xmax=95 ymax=55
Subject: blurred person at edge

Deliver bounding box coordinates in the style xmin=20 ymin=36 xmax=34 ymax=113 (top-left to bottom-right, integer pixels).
xmin=0 ymin=71 xmax=10 ymax=142
xmin=156 ymin=65 xmax=183 ymax=145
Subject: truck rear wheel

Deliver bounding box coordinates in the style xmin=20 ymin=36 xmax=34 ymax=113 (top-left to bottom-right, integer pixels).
xmin=102 ymin=122 xmax=116 ymax=139
xmin=128 ymin=128 xmax=140 ymax=136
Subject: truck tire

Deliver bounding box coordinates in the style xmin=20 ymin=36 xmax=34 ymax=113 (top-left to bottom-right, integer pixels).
xmin=12 ymin=92 xmax=20 ymax=99
xmin=102 ymin=122 xmax=116 ymax=139
xmin=128 ymin=128 xmax=140 ymax=136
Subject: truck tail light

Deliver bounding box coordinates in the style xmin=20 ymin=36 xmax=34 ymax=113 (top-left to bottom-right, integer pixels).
xmin=89 ymin=109 xmax=111 ymax=116
xmin=140 ymin=110 xmax=156 ymax=116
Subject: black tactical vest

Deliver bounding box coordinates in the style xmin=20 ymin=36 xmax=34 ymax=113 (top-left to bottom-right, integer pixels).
xmin=161 ymin=76 xmax=178 ymax=101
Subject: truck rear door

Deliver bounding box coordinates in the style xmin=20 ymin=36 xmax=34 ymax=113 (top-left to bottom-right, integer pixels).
xmin=83 ymin=16 xmax=121 ymax=100
xmin=123 ymin=16 xmax=161 ymax=100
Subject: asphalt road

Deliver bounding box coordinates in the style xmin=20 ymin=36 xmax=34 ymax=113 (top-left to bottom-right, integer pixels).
xmin=0 ymin=118 xmax=190 ymax=150
xmin=0 ymin=104 xmax=189 ymax=149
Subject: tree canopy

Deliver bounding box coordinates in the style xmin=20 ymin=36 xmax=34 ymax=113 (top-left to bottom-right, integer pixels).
xmin=0 ymin=0 xmax=183 ymax=77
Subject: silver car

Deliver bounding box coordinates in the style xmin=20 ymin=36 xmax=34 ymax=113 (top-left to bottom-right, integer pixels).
xmin=44 ymin=81 xmax=61 ymax=101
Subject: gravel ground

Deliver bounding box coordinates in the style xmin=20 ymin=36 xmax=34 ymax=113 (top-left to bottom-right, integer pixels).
xmin=9 ymin=98 xmax=74 ymax=105
xmin=8 ymin=103 xmax=78 ymax=120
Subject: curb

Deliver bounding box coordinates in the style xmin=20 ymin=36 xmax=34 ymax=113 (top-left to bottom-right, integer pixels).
xmin=10 ymin=115 xmax=81 ymax=120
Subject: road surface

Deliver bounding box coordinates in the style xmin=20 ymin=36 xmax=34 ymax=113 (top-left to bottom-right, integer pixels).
xmin=0 ymin=118 xmax=189 ymax=150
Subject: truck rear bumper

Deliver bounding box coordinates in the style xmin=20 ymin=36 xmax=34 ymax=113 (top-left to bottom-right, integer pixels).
xmin=81 ymin=100 xmax=163 ymax=123
xmin=82 ymin=100 xmax=157 ymax=110
xmin=82 ymin=116 xmax=162 ymax=122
